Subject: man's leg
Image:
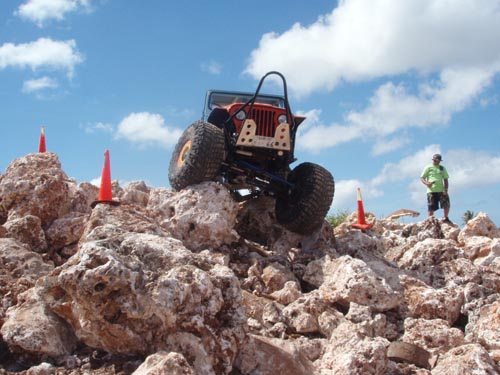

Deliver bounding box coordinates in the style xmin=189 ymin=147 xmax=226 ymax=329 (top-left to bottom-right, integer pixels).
xmin=427 ymin=193 xmax=437 ymax=217
xmin=444 ymin=207 xmax=450 ymax=219
xmin=440 ymin=194 xmax=452 ymax=223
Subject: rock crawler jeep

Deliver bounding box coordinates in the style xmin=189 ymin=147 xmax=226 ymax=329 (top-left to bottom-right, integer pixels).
xmin=169 ymin=71 xmax=334 ymax=235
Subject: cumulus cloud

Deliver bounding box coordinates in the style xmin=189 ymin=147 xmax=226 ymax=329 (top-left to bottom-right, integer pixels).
xmin=434 ymin=149 xmax=500 ymax=191
xmin=115 ymin=112 xmax=183 ymax=148
xmin=247 ymin=0 xmax=500 ymax=154
xmin=297 ymin=67 xmax=494 ymax=153
xmin=245 ymin=0 xmax=500 ymax=96
xmin=0 ymin=38 xmax=84 ymax=77
xmin=82 ymin=122 xmax=114 ymax=134
xmin=201 ymin=60 xmax=222 ymax=75
xmin=22 ymin=76 xmax=58 ymax=93
xmin=16 ymin=0 xmax=91 ymax=27
xmin=371 ymin=144 xmax=441 ymax=188
xmin=328 ymin=145 xmax=500 ymax=218
xmin=372 ymin=135 xmax=411 ymax=156
xmin=361 ymin=144 xmax=500 ymax=204
xmin=331 ymin=179 xmax=384 ymax=213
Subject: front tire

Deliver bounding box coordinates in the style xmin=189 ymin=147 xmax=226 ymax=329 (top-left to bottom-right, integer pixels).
xmin=169 ymin=121 xmax=225 ymax=190
xmin=275 ymin=162 xmax=334 ymax=235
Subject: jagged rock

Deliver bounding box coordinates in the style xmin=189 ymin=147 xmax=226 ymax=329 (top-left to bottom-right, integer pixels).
xmin=317 ymin=320 xmax=390 ymax=375
xmin=464 ymin=300 xmax=500 ymax=358
xmin=235 ymin=196 xmax=335 ymax=256
xmin=45 ymin=213 xmax=87 ymax=251
xmin=1 ymin=152 xmax=500 ymax=374
xmin=400 ymin=275 xmax=464 ymax=325
xmin=270 ymin=280 xmax=302 ymax=305
xmin=0 ymin=153 xmax=71 ymax=226
xmin=44 ymin=227 xmax=245 ymax=374
xmin=1 ymin=285 xmax=77 ymax=357
xmin=132 ymin=351 xmax=194 ymax=375
xmin=3 ymin=215 xmax=47 ymax=253
xmin=24 ymin=362 xmax=56 ymax=375
xmin=0 ymin=238 xmax=54 ymax=325
xmin=396 ymin=238 xmax=462 ymax=273
xmin=431 ymin=343 xmax=500 ymax=374
xmin=473 ymin=238 xmax=500 ymax=267
xmin=262 ymin=262 xmax=299 ymax=293
xmin=401 ymin=318 xmax=464 ymax=355
xmin=458 ymin=212 xmax=500 ymax=243
xmin=121 ymin=181 xmax=150 ymax=207
xmin=304 ymin=255 xmax=401 ymax=312
xmin=147 ymin=183 xmax=239 ymax=251
xmin=346 ymin=303 xmax=391 ymax=339
xmin=234 ymin=334 xmax=315 ymax=375
xmin=282 ymin=291 xmax=340 ymax=335
xmin=68 ymin=182 xmax=98 ymax=214
xmin=437 ymin=258 xmax=481 ymax=288
xmin=235 ymin=196 xmax=281 ymax=246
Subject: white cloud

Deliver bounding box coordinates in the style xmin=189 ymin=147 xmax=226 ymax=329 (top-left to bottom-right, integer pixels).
xmin=16 ymin=0 xmax=91 ymax=27
xmin=364 ymin=145 xmax=500 ymax=204
xmin=115 ymin=112 xmax=183 ymax=148
xmin=297 ymin=67 xmax=494 ymax=153
xmin=247 ymin=0 xmax=500 ymax=154
xmin=371 ymin=144 xmax=441 ymax=188
xmin=0 ymin=38 xmax=84 ymax=77
xmin=331 ymin=179 xmax=362 ymax=212
xmin=440 ymin=149 xmax=500 ymax=190
xmin=330 ymin=145 xmax=500 ymax=217
xmin=245 ymin=0 xmax=500 ymax=96
xmin=90 ymin=176 xmax=101 ymax=187
xmin=82 ymin=122 xmax=114 ymax=134
xmin=22 ymin=76 xmax=58 ymax=93
xmin=332 ymin=179 xmax=384 ymax=213
xmin=372 ymin=135 xmax=411 ymax=156
xmin=201 ymin=60 xmax=222 ymax=75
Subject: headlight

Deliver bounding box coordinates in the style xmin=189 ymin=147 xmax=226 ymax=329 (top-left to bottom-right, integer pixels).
xmin=278 ymin=114 xmax=287 ymax=124
xmin=235 ymin=110 xmax=246 ymax=120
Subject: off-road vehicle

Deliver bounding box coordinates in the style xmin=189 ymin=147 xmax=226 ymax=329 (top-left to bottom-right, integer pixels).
xmin=169 ymin=71 xmax=334 ymax=235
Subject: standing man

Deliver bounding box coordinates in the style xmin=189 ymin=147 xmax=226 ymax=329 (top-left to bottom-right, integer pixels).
xmin=420 ymin=153 xmax=452 ymax=224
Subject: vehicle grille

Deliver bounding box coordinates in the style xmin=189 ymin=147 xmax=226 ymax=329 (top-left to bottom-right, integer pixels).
xmin=249 ymin=108 xmax=277 ymax=137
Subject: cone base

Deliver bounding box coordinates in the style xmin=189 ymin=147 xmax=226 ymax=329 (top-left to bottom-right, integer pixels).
xmin=352 ymin=223 xmax=374 ymax=231
xmin=90 ymin=200 xmax=121 ymax=209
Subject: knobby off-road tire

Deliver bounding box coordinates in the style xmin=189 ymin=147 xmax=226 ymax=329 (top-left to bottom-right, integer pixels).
xmin=275 ymin=162 xmax=334 ymax=235
xmin=169 ymin=121 xmax=225 ymax=190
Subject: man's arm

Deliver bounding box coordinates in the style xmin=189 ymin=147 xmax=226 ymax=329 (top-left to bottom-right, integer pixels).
xmin=421 ymin=176 xmax=432 ymax=187
xmin=444 ymin=178 xmax=449 ymax=195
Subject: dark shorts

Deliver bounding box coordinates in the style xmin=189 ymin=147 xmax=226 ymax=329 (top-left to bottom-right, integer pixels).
xmin=427 ymin=192 xmax=450 ymax=212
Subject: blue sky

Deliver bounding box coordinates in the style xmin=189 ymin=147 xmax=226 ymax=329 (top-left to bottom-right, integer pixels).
xmin=1 ymin=0 xmax=500 ymax=227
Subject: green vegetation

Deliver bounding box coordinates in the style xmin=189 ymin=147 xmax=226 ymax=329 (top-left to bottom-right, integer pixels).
xmin=327 ymin=210 xmax=350 ymax=228
xmin=462 ymin=210 xmax=476 ymax=225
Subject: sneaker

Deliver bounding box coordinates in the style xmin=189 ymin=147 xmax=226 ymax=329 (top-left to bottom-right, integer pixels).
xmin=442 ymin=217 xmax=453 ymax=224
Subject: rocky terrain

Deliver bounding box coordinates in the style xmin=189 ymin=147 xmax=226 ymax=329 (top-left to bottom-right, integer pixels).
xmin=1 ymin=152 xmax=500 ymax=375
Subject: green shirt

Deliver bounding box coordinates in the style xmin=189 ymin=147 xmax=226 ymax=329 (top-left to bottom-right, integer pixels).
xmin=421 ymin=164 xmax=449 ymax=193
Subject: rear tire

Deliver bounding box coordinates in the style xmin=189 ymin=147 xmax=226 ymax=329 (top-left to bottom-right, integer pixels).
xmin=275 ymin=162 xmax=334 ymax=235
xmin=169 ymin=121 xmax=225 ymax=190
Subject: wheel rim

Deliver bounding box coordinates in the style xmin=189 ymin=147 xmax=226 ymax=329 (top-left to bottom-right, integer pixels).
xmin=177 ymin=140 xmax=192 ymax=167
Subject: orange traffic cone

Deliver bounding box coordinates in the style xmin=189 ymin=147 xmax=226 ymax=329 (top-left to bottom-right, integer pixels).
xmin=91 ymin=149 xmax=120 ymax=208
xmin=352 ymin=187 xmax=374 ymax=230
xmin=38 ymin=126 xmax=46 ymax=153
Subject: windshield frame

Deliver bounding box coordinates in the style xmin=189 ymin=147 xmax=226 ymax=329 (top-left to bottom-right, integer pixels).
xmin=203 ymin=90 xmax=285 ymax=120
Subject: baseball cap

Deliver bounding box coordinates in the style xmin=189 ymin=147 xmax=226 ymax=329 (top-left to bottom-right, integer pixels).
xmin=432 ymin=154 xmax=442 ymax=161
